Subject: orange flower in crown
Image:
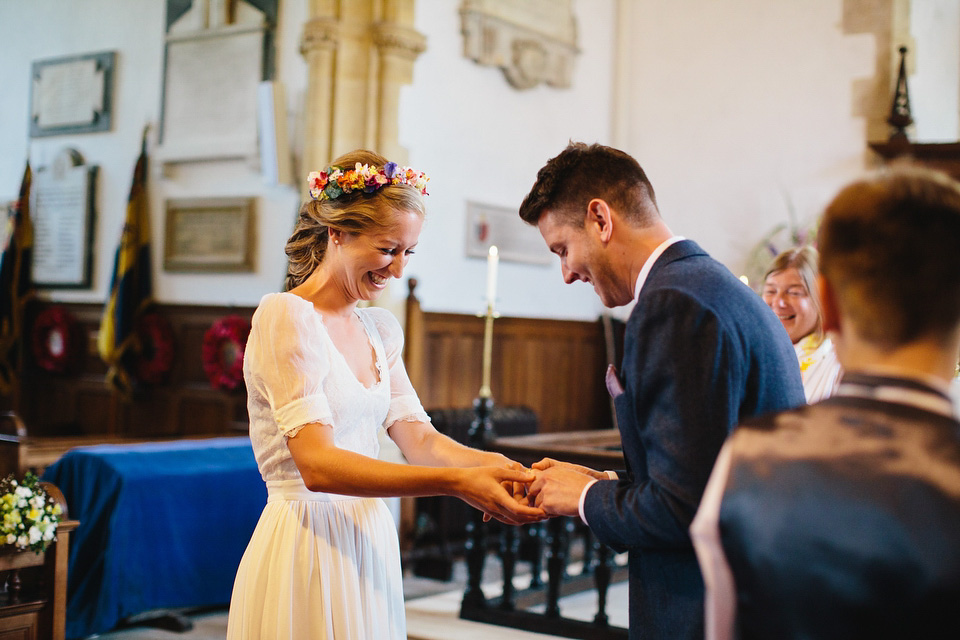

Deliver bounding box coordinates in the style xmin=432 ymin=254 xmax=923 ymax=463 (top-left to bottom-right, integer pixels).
xmin=307 ymin=162 xmax=429 ymax=201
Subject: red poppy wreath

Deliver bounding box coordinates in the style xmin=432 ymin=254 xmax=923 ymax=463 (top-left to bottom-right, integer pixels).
xmin=31 ymin=306 xmax=77 ymax=374
xmin=201 ymin=315 xmax=250 ymax=392
xmin=135 ymin=311 xmax=175 ymax=385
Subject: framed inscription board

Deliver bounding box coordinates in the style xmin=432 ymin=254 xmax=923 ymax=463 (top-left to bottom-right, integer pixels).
xmin=465 ymin=201 xmax=552 ymax=265
xmin=30 ymin=149 xmax=98 ymax=288
xmin=30 ymin=51 xmax=115 ymax=137
xmin=164 ymin=197 xmax=255 ymax=272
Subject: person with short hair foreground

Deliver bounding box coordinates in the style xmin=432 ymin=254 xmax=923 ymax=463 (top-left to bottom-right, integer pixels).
xmin=692 ymin=165 xmax=960 ymax=640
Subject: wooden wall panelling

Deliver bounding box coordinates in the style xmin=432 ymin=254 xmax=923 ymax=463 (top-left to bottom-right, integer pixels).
xmin=403 ymin=286 xmax=613 ymax=434
xmin=15 ymin=301 xmax=256 ymax=439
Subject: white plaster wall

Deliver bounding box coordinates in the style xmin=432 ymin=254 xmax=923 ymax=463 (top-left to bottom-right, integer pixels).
xmin=911 ymin=0 xmax=960 ymax=141
xmin=618 ymin=0 xmax=877 ymax=285
xmin=396 ymin=0 xmax=616 ymax=320
xmin=1 ymin=0 xmax=958 ymax=320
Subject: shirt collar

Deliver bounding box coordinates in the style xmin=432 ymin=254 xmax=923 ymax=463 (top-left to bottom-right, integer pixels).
xmin=633 ymin=236 xmax=685 ymax=302
xmin=836 ymin=371 xmax=956 ymax=418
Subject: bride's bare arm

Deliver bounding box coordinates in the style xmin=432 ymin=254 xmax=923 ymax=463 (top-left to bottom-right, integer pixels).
xmin=387 ymin=418 xmax=520 ymax=470
xmin=286 ymin=421 xmax=544 ymax=524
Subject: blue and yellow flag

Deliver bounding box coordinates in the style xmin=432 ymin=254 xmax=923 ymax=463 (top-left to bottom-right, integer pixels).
xmin=98 ymin=134 xmax=153 ymax=397
xmin=0 ymin=162 xmax=34 ymax=396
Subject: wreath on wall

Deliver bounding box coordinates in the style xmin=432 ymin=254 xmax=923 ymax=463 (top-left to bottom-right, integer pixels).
xmin=201 ymin=315 xmax=250 ymax=392
xmin=31 ymin=306 xmax=78 ymax=374
xmin=135 ymin=311 xmax=175 ymax=385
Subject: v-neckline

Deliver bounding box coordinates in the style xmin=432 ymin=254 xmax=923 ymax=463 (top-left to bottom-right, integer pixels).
xmin=320 ymin=308 xmax=383 ymax=391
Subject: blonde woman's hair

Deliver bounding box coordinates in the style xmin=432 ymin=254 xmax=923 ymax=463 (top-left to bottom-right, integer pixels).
xmin=284 ymin=150 xmax=426 ymax=291
xmin=764 ymin=245 xmax=823 ymax=342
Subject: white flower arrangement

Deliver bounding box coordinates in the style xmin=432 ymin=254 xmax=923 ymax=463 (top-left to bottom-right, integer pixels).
xmin=0 ymin=472 xmax=62 ymax=554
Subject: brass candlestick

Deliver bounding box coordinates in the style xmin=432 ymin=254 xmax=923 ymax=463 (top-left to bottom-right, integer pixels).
xmin=468 ymin=301 xmax=499 ymax=450
xmin=478 ymin=301 xmax=496 ymax=398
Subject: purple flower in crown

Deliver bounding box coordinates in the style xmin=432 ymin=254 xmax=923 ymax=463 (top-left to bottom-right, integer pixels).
xmin=383 ymin=162 xmax=398 ymax=180
xmin=365 ymin=172 xmax=388 ymax=192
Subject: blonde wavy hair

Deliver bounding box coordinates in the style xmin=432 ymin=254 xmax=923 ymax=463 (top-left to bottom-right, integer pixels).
xmin=284 ymin=150 xmax=427 ymax=291
xmin=764 ymin=245 xmax=824 ymax=343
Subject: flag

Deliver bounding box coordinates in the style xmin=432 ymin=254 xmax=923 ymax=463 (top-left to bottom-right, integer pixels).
xmin=98 ymin=133 xmax=153 ymax=397
xmin=0 ymin=162 xmax=34 ymax=396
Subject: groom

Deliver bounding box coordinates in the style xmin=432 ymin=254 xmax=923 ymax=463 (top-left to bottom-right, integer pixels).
xmin=520 ymin=142 xmax=804 ymax=640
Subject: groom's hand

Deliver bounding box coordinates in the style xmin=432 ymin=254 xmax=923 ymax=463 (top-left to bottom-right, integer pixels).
xmin=526 ymin=461 xmax=595 ymax=518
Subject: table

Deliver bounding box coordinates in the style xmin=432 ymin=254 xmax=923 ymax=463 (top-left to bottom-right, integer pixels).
xmin=490 ymin=428 xmax=624 ymax=470
xmin=41 ymin=437 xmax=266 ymax=639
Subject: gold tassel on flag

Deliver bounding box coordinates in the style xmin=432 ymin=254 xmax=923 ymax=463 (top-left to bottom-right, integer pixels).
xmin=0 ymin=162 xmax=34 ymax=397
xmin=98 ymin=129 xmax=154 ymax=398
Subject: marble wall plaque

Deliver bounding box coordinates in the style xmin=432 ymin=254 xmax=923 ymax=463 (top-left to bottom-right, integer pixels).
xmin=30 ymin=51 xmax=114 ymax=137
xmin=30 ymin=149 xmax=97 ymax=288
xmin=160 ymin=25 xmax=265 ymax=161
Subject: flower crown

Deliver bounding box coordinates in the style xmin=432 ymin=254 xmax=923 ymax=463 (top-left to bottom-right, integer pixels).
xmin=308 ymin=162 xmax=429 ymax=201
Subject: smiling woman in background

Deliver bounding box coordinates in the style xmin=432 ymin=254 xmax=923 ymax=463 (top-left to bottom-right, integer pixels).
xmin=761 ymin=246 xmax=842 ymax=403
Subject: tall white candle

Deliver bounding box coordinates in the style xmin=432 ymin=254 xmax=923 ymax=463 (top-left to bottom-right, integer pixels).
xmin=486 ymin=245 xmax=499 ymax=307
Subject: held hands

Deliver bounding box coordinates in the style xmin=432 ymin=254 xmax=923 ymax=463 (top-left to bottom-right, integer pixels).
xmin=525 ymin=458 xmax=604 ymax=518
xmin=455 ymin=455 xmax=605 ymax=524
xmin=454 ymin=464 xmax=546 ymax=525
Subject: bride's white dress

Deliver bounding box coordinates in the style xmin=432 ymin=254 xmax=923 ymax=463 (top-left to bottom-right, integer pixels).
xmin=227 ymin=292 xmax=429 ymax=639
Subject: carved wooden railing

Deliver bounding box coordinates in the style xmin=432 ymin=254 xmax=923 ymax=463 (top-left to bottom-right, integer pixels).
xmin=460 ymin=517 xmax=628 ymax=639
xmin=459 ymin=426 xmax=629 ymax=639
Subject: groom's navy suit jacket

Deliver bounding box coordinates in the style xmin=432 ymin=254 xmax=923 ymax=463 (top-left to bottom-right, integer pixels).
xmin=582 ymin=240 xmax=805 ymax=640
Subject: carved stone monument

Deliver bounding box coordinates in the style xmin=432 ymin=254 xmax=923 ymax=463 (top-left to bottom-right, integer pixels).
xmin=460 ymin=0 xmax=579 ymax=90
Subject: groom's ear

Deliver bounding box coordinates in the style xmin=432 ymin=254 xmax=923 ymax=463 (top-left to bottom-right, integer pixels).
xmin=587 ymin=199 xmax=614 ymax=244
xmin=818 ymin=273 xmax=841 ymax=335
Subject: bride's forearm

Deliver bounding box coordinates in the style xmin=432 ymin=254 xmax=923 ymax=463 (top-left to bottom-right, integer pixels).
xmin=389 ymin=420 xmax=516 ymax=469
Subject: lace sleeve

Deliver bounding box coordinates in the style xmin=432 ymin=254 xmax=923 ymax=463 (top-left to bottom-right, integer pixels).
xmin=247 ymin=293 xmax=334 ymax=436
xmin=364 ymin=307 xmax=431 ymax=428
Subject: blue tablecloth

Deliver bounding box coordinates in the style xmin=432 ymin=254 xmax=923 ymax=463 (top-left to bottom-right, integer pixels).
xmin=41 ymin=437 xmax=266 ymax=639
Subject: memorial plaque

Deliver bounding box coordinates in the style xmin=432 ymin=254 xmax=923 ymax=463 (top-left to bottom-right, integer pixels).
xmin=30 ymin=51 xmax=115 ymax=137
xmin=465 ymin=201 xmax=552 ymax=265
xmin=29 ymin=149 xmax=97 ymax=288
xmin=160 ymin=26 xmax=265 ymax=161
xmin=164 ymin=197 xmax=255 ymax=272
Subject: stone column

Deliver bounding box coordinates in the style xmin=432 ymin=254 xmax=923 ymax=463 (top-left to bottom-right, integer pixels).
xmin=299 ymin=0 xmax=425 ymax=178
xmin=300 ymin=15 xmax=339 ymax=183
xmin=373 ymin=21 xmax=426 ymax=164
